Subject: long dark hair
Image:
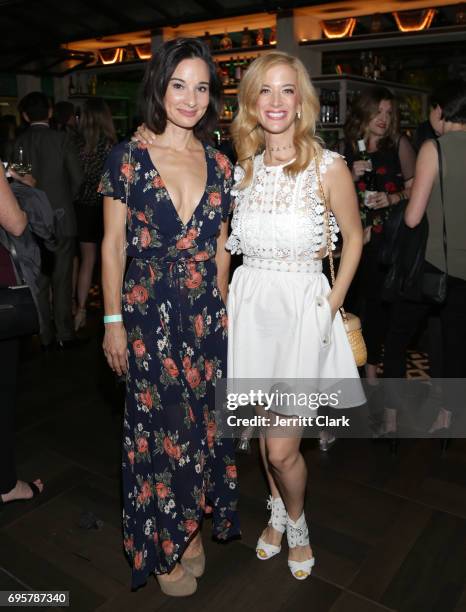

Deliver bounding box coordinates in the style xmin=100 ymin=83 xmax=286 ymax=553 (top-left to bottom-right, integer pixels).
xmin=142 ymin=37 xmax=221 ymax=141
xmin=79 ymin=97 xmax=117 ymax=153
xmin=344 ymin=86 xmax=399 ymax=151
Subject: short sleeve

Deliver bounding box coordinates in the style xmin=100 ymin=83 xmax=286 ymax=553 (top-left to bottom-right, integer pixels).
xmin=98 ymin=141 xmax=130 ymax=204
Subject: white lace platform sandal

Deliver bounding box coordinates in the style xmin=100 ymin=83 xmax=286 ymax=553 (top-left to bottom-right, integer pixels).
xmin=286 ymin=512 xmax=316 ymax=580
xmin=256 ymin=495 xmax=287 ymax=560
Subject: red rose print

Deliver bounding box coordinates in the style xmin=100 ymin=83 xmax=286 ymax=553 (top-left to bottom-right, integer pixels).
xmin=187 ymin=228 xmax=199 ymax=240
xmin=127 ymin=209 xmax=132 ymax=224
xmin=124 ymin=537 xmax=134 ymax=552
xmin=185 ymin=272 xmax=202 ymax=289
xmin=162 ymin=540 xmax=174 ymax=555
xmin=226 ymin=465 xmax=237 ymax=479
xmin=152 ymin=175 xmax=164 ymax=189
xmin=155 ymin=482 xmax=169 ymax=498
xmin=372 ymin=224 xmax=383 ymax=233
xmin=128 ymin=450 xmax=135 ymax=465
xmin=140 ymin=227 xmax=151 ymax=249
xmin=120 ymin=163 xmax=134 ymax=181
xmin=357 ymin=181 xmax=366 ymax=191
xmin=131 ymin=285 xmax=149 ymax=304
xmin=186 ymin=367 xmax=201 ymax=389
xmin=134 ymin=550 xmax=143 ymax=570
xmin=376 ymin=166 xmax=387 ymax=175
xmin=194 ymin=314 xmax=204 ymax=337
xmin=384 ymin=182 xmax=397 ymax=193
xmin=182 ymin=356 xmax=191 ymax=370
xmin=207 ymin=421 xmax=217 ymax=448
xmin=163 ymin=436 xmax=175 ymax=456
xmin=188 ymin=405 xmax=195 ymax=422
xmin=215 ymin=153 xmax=232 ymax=178
xmin=141 ymin=481 xmax=152 ymax=500
xmin=133 ymin=339 xmax=146 ymax=358
xmin=175 ymin=236 xmax=193 ymax=250
xmin=136 ymin=211 xmax=148 ymax=223
xmin=137 ymin=437 xmax=148 ymax=454
xmin=208 ymin=192 xmax=221 ymax=208
xmin=184 ymin=519 xmax=198 ymax=535
xmin=163 ymin=357 xmax=179 ymax=378
xmin=139 ymin=389 xmax=153 ymax=408
xmin=194 ymin=251 xmax=209 ymax=261
xmin=205 ymin=359 xmax=213 ymax=381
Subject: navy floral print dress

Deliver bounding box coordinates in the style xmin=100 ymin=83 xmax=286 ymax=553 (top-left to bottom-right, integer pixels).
xmin=99 ymin=141 xmax=240 ymax=588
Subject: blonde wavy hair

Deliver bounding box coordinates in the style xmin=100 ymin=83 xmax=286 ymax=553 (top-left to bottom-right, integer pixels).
xmin=231 ymin=51 xmax=322 ymax=189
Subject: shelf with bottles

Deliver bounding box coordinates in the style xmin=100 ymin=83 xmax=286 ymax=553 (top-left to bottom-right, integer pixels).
xmin=215 ymin=55 xmax=259 ymax=89
xmin=201 ymin=26 xmax=277 ymax=56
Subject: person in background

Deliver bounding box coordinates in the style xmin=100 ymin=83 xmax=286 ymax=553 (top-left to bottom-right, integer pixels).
xmin=0 ymin=163 xmax=43 ymax=505
xmin=344 ymin=86 xmax=416 ymax=384
xmin=412 ymin=86 xmax=446 ymax=152
xmin=51 ymin=101 xmax=79 ymax=140
xmin=73 ymin=98 xmax=116 ymax=331
xmin=0 ymin=115 xmax=18 ymax=163
xmin=15 ymin=92 xmax=83 ymax=349
xmin=397 ymin=79 xmax=466 ymax=432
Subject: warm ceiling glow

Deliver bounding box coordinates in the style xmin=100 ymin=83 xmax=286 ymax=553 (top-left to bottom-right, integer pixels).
xmin=393 ymin=8 xmax=436 ymax=32
xmin=97 ymin=48 xmax=123 ymax=64
xmin=321 ymin=17 xmax=356 ymax=39
xmin=135 ymin=44 xmax=152 ymax=60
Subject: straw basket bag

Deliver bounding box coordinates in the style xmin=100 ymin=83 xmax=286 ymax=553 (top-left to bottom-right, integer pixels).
xmin=315 ymin=156 xmax=367 ymax=368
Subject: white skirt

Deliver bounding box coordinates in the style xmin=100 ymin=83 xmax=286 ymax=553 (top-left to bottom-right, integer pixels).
xmin=227 ymin=262 xmax=366 ymax=414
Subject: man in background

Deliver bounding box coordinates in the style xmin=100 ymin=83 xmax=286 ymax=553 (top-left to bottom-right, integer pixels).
xmin=15 ymin=92 xmax=83 ymax=348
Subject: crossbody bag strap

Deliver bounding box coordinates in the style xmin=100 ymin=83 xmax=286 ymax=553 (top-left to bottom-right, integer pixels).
xmin=435 ymin=139 xmax=448 ymax=276
xmin=314 ymin=155 xmax=348 ymax=324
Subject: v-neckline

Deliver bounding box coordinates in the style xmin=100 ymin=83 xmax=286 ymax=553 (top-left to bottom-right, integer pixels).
xmin=145 ymin=142 xmax=209 ymax=228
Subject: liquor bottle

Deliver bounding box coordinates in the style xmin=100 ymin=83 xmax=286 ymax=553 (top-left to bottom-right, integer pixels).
xmin=68 ymin=76 xmax=75 ymax=96
xmin=268 ymin=25 xmax=277 ymax=45
xmin=357 ymin=139 xmax=377 ymax=207
xmin=203 ymin=31 xmax=212 ymax=49
xmin=373 ymin=56 xmax=381 ymax=80
xmin=256 ymin=28 xmax=264 ymax=46
xmin=227 ymin=57 xmax=235 ymax=85
xmin=241 ymin=27 xmax=252 ymax=48
xmin=220 ymin=30 xmax=233 ymax=50
xmin=234 ymin=57 xmax=242 ymax=82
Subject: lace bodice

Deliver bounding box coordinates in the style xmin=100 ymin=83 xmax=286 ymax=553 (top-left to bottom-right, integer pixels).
xmin=225 ymin=150 xmax=340 ymax=263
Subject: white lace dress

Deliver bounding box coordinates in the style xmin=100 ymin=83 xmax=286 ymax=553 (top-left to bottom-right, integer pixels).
xmin=226 ymin=150 xmax=365 ymax=413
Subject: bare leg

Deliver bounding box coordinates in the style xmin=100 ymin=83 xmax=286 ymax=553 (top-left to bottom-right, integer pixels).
xmin=76 ymin=242 xmax=97 ymax=311
xmin=265 ymin=432 xmax=313 ymax=564
xmin=258 ymin=433 xmax=284 ymax=548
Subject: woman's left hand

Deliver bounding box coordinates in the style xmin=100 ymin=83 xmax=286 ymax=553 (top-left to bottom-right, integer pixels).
xmin=370 ymin=191 xmax=390 ymax=209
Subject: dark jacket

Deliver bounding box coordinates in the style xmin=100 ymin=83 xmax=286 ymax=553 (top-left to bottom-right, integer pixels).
xmin=14 ymin=124 xmax=83 ymax=237
xmin=0 ymin=182 xmax=57 ymax=333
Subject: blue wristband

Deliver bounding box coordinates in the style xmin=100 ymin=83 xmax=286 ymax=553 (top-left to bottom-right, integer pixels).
xmin=104 ymin=314 xmax=123 ymax=324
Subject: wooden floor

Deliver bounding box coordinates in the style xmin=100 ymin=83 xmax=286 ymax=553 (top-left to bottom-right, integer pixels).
xmin=1 ymin=312 xmax=466 ymax=612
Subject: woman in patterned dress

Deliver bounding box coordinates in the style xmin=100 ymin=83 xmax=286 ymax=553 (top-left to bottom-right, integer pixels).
xmin=226 ymin=52 xmax=364 ymax=581
xmin=100 ymin=38 xmax=240 ymax=596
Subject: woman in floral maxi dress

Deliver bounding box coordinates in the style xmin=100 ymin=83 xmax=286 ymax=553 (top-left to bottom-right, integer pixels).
xmin=100 ymin=38 xmax=240 ymax=595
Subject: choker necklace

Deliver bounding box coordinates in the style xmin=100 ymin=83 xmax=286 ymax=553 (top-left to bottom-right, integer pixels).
xmin=266 ymin=143 xmax=294 ymax=153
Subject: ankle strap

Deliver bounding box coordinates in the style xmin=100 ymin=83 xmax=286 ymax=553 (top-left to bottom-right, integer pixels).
xmin=286 ymin=512 xmax=309 ymax=548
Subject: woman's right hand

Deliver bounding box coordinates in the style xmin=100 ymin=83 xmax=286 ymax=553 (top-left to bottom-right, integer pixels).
xmin=352 ymin=160 xmax=371 ymax=180
xmin=131 ymin=123 xmax=157 ymax=146
xmin=103 ymin=323 xmax=128 ymax=376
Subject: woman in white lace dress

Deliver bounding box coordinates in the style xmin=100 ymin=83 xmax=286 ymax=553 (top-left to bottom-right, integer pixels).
xmin=227 ymin=52 xmax=364 ymax=581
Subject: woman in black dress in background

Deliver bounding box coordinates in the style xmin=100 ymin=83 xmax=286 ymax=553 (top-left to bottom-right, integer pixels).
xmin=344 ymin=87 xmax=416 ymax=385
xmin=74 ymin=98 xmax=116 ymax=330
